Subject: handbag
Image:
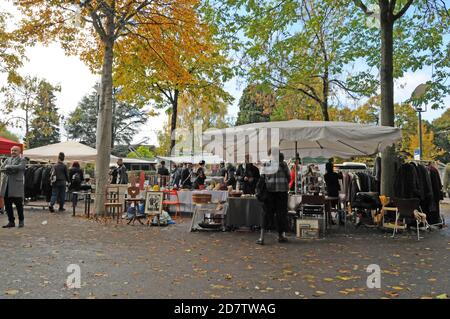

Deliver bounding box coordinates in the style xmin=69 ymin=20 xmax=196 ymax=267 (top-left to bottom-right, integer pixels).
xmin=255 ymin=175 xmax=269 ymax=202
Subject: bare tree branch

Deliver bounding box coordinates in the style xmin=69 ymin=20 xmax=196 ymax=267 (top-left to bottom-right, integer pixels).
xmin=352 ymin=0 xmax=374 ymax=15
xmin=393 ymin=0 xmax=414 ymax=21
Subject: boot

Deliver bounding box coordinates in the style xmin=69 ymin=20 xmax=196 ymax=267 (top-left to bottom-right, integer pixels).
xmin=278 ymin=232 xmax=288 ymax=243
xmin=256 ymin=228 xmax=265 ymax=245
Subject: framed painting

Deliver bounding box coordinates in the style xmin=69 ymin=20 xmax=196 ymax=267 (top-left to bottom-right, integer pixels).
xmin=145 ymin=191 xmax=163 ymax=217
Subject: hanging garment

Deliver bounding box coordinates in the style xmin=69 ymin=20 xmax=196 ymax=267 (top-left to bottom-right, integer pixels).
xmin=394 ymin=163 xmax=420 ymax=199
xmin=427 ymin=165 xmax=443 ymax=224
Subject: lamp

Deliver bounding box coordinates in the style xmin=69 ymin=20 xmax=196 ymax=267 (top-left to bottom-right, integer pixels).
xmin=410 ymin=84 xmax=429 ymax=161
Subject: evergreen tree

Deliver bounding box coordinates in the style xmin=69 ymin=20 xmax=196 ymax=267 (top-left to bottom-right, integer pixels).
xmin=235 ymin=84 xmax=274 ymax=125
xmin=26 ymin=80 xmax=61 ymax=148
xmin=65 ymin=88 xmax=149 ymax=149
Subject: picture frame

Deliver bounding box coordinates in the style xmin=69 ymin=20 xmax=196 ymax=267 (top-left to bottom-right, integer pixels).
xmin=145 ymin=191 xmax=163 ymax=217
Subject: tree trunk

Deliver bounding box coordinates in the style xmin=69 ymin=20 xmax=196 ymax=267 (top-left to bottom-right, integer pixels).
xmin=379 ymin=1 xmax=396 ymax=196
xmin=169 ymin=88 xmax=179 ymax=155
xmin=321 ymin=70 xmax=330 ymax=121
xmin=94 ymin=13 xmax=115 ymax=216
xmin=111 ymin=87 xmax=116 ymax=149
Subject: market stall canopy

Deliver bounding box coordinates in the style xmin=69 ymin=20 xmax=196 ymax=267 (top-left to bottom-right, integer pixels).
xmin=23 ymin=141 xmax=118 ymax=162
xmin=0 ymin=137 xmax=23 ymax=155
xmin=157 ymin=154 xmax=224 ymax=164
xmin=203 ymin=120 xmax=402 ymax=162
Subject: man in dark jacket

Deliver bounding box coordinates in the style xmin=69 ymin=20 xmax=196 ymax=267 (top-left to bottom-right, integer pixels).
xmin=236 ymin=155 xmax=260 ymax=194
xmin=157 ymin=161 xmax=170 ymax=187
xmin=0 ymin=146 xmax=27 ymax=228
xmin=116 ymin=158 xmax=128 ymax=184
xmin=49 ymin=152 xmax=70 ymax=213
xmin=180 ymin=163 xmax=193 ymax=189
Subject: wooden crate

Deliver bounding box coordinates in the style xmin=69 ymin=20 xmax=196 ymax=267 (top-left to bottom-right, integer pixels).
xmin=296 ymin=219 xmax=320 ymax=239
xmin=192 ymin=193 xmax=212 ymax=204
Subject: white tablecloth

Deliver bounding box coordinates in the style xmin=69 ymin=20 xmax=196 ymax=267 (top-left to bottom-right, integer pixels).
xmin=167 ymin=190 xmax=228 ymax=213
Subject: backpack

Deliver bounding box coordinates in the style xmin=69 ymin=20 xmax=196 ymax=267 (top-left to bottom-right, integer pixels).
xmin=50 ymin=167 xmax=57 ymax=186
xmin=72 ymin=172 xmax=82 ymax=185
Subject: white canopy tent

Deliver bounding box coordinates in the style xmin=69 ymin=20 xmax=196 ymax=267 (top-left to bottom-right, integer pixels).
xmin=157 ymin=154 xmax=224 ymax=165
xmin=203 ymin=120 xmax=402 ymax=162
xmin=24 ymin=141 xmax=118 ymax=163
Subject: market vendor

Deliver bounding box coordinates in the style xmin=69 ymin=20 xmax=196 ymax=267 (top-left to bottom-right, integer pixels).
xmin=193 ymin=160 xmax=206 ymax=189
xmin=303 ymin=164 xmax=321 ymax=194
xmin=180 ymin=162 xmax=193 ymax=189
xmin=236 ymin=155 xmax=260 ymax=194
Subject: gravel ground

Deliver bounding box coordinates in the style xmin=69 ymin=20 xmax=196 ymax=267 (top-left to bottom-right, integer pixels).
xmin=0 ymin=200 xmax=449 ymax=299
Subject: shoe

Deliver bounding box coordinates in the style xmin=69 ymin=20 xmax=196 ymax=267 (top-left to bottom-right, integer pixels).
xmin=278 ymin=236 xmax=288 ymax=243
xmin=2 ymin=223 xmax=15 ymax=228
xmin=18 ymin=221 xmax=24 ymax=228
xmin=58 ymin=208 xmax=66 ymax=212
xmin=49 ymin=206 xmax=55 ymax=213
xmin=256 ymin=238 xmax=264 ymax=245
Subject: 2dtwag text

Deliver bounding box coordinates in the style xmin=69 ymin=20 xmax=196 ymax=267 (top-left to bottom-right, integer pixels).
xmin=217 ymin=303 xmax=276 ymax=314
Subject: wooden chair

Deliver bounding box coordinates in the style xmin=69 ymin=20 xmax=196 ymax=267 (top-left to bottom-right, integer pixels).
xmin=104 ymin=186 xmax=124 ymax=223
xmin=125 ymin=186 xmax=145 ymax=225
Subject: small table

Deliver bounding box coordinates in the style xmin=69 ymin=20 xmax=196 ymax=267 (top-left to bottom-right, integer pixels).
xmin=72 ymin=191 xmax=92 ymax=217
xmin=125 ymin=198 xmax=145 ymax=225
xmin=225 ymin=197 xmax=264 ymax=229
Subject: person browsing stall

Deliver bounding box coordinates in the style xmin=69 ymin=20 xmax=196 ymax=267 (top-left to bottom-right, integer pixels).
xmin=49 ymin=152 xmax=70 ymax=213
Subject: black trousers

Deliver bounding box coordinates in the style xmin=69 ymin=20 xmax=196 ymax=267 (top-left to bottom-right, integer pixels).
xmin=263 ymin=192 xmax=288 ymax=235
xmin=4 ymin=197 xmax=24 ymax=223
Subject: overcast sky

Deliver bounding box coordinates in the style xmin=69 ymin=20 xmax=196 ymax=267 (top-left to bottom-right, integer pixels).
xmin=0 ymin=3 xmax=447 ymax=146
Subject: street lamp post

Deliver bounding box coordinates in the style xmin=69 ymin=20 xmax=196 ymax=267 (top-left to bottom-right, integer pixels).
xmin=415 ymin=106 xmax=426 ymax=160
xmin=411 ymin=83 xmax=429 ymax=161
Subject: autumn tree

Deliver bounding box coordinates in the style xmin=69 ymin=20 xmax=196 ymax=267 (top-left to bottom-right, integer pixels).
xmin=13 ymin=0 xmax=210 ymax=215
xmin=351 ymin=0 xmax=450 ymax=195
xmin=236 ymin=84 xmax=274 ymax=125
xmin=407 ymin=122 xmax=444 ymax=160
xmin=0 ymin=10 xmax=22 ymax=83
xmin=155 ymin=91 xmax=229 ymax=156
xmin=204 ymin=0 xmax=378 ymax=121
xmin=431 ymin=108 xmax=450 ymax=163
xmin=114 ymin=9 xmax=234 ymax=155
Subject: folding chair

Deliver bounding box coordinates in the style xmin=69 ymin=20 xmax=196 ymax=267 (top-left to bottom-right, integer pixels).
xmin=162 ymin=189 xmax=182 ymax=220
xmin=391 ymin=198 xmax=425 ymax=241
